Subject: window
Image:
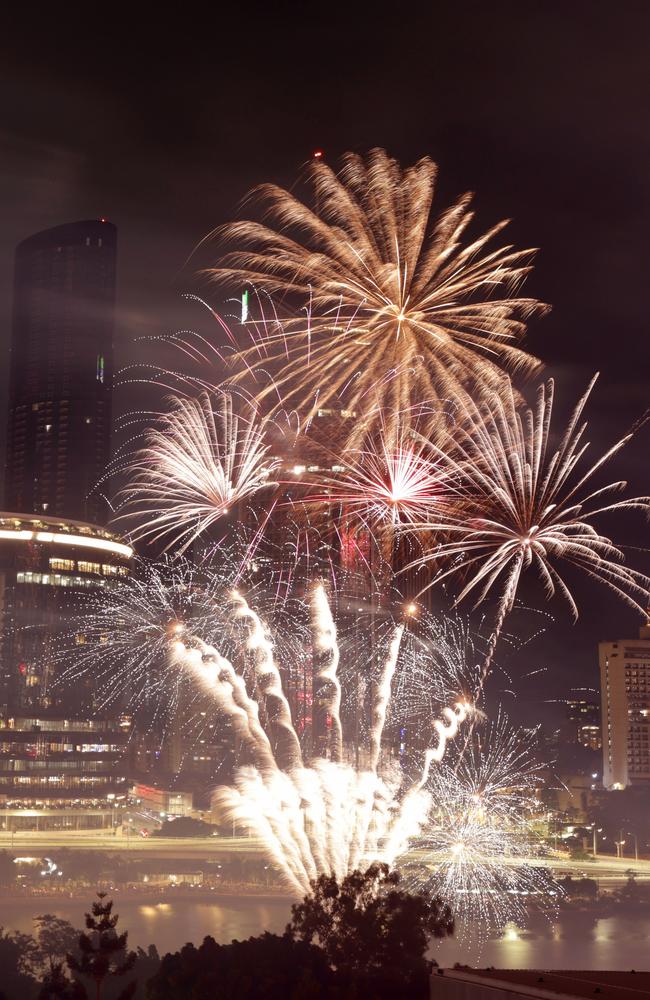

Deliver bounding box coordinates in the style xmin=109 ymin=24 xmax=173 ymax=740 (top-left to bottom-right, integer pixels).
xmin=50 ymin=558 xmax=74 ymax=572
xmin=78 ymin=561 xmax=100 ymax=574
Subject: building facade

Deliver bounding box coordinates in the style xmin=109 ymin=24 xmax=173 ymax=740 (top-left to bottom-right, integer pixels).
xmin=600 ymin=622 xmax=650 ymax=789
xmin=565 ymin=691 xmax=602 ymax=751
xmin=0 ymin=512 xmax=133 ymax=828
xmin=5 ymin=220 xmax=116 ymax=525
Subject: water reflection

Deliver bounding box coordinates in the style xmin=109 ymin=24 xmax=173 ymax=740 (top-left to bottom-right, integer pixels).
xmin=0 ymin=897 xmax=648 ymax=969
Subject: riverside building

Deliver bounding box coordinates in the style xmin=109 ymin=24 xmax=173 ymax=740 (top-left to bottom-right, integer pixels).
xmin=0 ymin=512 xmax=133 ymax=830
xmin=600 ymin=620 xmax=650 ymax=789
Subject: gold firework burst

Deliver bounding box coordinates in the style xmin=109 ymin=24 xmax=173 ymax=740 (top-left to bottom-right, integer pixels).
xmin=209 ymin=148 xmax=548 ymax=444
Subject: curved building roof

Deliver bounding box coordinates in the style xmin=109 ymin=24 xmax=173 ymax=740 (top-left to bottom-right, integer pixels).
xmin=0 ymin=512 xmax=133 ymax=560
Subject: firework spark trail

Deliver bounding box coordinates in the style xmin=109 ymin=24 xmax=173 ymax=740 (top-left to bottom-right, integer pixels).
xmin=453 ymin=555 xmax=524 ymax=770
xmin=369 ymin=626 xmax=404 ymax=770
xmin=310 ymin=583 xmax=343 ymax=762
xmin=303 ymin=424 xmax=453 ymax=529
xmin=210 ymin=148 xmax=547 ymax=447
xmin=381 ymin=701 xmax=472 ymax=865
xmin=231 ymin=589 xmax=303 ymax=769
xmin=184 ymin=640 xmax=319 ymax=887
xmin=181 ymin=586 xmax=472 ymax=894
xmin=179 ymin=640 xmax=276 ymax=774
xmin=51 ymin=558 xmax=236 ymax=756
xmin=115 ymin=391 xmax=279 ymax=554
xmin=408 ymin=717 xmax=557 ymax=939
xmin=408 ymin=375 xmax=650 ymax=682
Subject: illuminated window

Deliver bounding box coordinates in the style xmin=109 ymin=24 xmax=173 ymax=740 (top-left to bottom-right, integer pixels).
xmin=78 ymin=561 xmax=101 ymax=574
xmin=50 ymin=558 xmax=74 ymax=572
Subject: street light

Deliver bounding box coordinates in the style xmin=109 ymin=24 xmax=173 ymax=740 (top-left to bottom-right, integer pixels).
xmin=591 ymin=824 xmax=603 ymax=857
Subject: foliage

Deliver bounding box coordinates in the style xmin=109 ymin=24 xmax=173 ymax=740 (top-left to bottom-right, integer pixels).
xmin=0 ymin=926 xmax=38 ymax=997
xmin=145 ymin=932 xmax=334 ymax=1000
xmin=558 ymin=876 xmax=598 ymax=899
xmin=34 ymin=915 xmax=82 ymax=975
xmin=569 ymin=848 xmax=592 ymax=861
xmin=0 ymin=850 xmax=16 ymax=886
xmin=38 ymin=962 xmax=85 ymax=1000
xmin=287 ymin=862 xmax=454 ymax=998
xmin=129 ymin=947 xmax=161 ymax=1000
xmin=66 ymin=894 xmax=136 ymax=1000
xmin=151 ymin=817 xmax=216 ymax=838
xmin=53 ymin=850 xmax=109 ymax=883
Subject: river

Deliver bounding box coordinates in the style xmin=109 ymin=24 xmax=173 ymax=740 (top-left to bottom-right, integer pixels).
xmin=1 ymin=895 xmax=649 ymax=969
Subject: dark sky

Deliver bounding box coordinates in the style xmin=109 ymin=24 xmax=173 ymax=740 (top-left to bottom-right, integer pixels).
xmin=1 ymin=2 xmax=648 ymax=729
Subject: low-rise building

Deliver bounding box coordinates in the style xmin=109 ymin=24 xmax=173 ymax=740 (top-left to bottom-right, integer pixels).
xmin=130 ymin=782 xmax=194 ymax=818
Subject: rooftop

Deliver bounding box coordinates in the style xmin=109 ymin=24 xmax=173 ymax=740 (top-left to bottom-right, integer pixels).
xmin=438 ymin=968 xmax=650 ymax=1000
xmin=0 ymin=512 xmax=132 ymax=560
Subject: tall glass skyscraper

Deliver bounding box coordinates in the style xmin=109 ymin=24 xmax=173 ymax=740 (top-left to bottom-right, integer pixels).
xmin=5 ymin=219 xmax=116 ymax=524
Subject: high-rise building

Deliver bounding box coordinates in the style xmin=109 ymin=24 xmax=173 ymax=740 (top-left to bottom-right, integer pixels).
xmin=5 ymin=220 xmax=116 ymax=525
xmin=599 ymin=622 xmax=650 ymax=789
xmin=565 ymin=690 xmax=602 ymax=751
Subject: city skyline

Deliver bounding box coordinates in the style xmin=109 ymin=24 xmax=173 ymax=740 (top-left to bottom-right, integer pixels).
xmin=1 ymin=6 xmax=649 ymax=724
xmin=0 ymin=7 xmax=647 ymax=990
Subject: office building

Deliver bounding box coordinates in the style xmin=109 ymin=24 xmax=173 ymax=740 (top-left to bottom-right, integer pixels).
xmin=5 ymin=219 xmax=116 ymax=525
xmin=565 ymin=691 xmax=602 ymax=751
xmin=600 ymin=621 xmax=650 ymax=789
xmin=0 ymin=512 xmax=133 ymax=829
xmin=0 ymin=718 xmax=129 ymax=831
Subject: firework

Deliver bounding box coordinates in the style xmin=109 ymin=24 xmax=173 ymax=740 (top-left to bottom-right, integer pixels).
xmin=209 ymin=148 xmax=547 ymax=444
xmin=177 ymin=583 xmax=473 ymax=894
xmin=115 ymin=391 xmax=279 ymax=554
xmin=406 ymin=717 xmax=557 ymax=938
xmin=302 ymin=422 xmax=454 ymax=529
xmin=54 ymin=558 xmax=222 ymax=737
xmin=409 ymin=375 xmax=650 ymax=675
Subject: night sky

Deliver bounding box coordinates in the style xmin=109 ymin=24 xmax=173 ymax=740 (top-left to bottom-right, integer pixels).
xmin=1 ymin=2 xmax=648 ymax=729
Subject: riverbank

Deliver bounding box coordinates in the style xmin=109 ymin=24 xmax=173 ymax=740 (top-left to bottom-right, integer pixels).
xmin=2 ymin=882 xmax=295 ymax=904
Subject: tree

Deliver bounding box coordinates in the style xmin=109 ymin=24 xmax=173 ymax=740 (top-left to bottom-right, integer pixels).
xmin=0 ymin=927 xmax=38 ymax=998
xmin=146 ymin=933 xmax=334 ymax=1000
xmin=67 ymin=894 xmax=136 ymax=1000
xmin=152 ymin=817 xmax=216 ymax=838
xmin=130 ymin=946 xmax=161 ymax=1000
xmin=287 ymin=862 xmax=454 ymax=998
xmin=35 ymin=915 xmax=82 ymax=976
xmin=620 ymin=875 xmax=640 ymax=901
xmin=38 ymin=962 xmax=85 ymax=1000
xmin=0 ymin=850 xmax=16 ymax=886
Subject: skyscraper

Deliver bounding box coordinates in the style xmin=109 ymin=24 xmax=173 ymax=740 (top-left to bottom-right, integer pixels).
xmin=5 ymin=220 xmax=116 ymax=524
xmin=600 ymin=621 xmax=650 ymax=789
